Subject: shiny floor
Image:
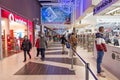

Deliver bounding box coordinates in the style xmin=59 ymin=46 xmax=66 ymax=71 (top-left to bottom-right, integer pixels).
xmin=0 ymin=42 xmax=119 ymax=80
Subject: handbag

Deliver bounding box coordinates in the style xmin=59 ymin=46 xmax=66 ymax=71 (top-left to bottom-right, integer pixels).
xmin=66 ymin=42 xmax=70 ymax=48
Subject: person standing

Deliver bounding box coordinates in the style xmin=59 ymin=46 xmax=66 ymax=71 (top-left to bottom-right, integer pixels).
xmin=60 ymin=35 xmax=67 ymax=54
xmin=39 ymin=34 xmax=47 ymax=61
xmin=95 ymin=26 xmax=107 ymax=77
xmin=21 ymin=35 xmax=32 ymax=62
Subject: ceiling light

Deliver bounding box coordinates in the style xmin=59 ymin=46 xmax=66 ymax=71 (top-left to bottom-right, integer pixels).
xmin=106 ymin=7 xmax=120 ymax=14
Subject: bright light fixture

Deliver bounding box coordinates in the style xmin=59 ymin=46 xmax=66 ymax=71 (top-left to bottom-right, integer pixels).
xmin=106 ymin=7 xmax=120 ymax=14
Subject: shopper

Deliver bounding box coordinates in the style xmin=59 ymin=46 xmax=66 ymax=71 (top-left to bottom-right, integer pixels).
xmin=69 ymin=33 xmax=78 ymax=52
xmin=60 ymin=35 xmax=67 ymax=54
xmin=39 ymin=34 xmax=47 ymax=61
xmin=21 ymin=35 xmax=32 ymax=62
xmin=95 ymin=26 xmax=107 ymax=77
xmin=35 ymin=35 xmax=40 ymax=58
xmin=114 ymin=35 xmax=119 ymax=46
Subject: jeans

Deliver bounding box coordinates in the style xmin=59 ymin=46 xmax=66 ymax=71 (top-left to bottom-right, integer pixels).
xmin=24 ymin=50 xmax=31 ymax=61
xmin=62 ymin=44 xmax=65 ymax=52
xmin=39 ymin=48 xmax=45 ymax=59
xmin=97 ymin=51 xmax=104 ymax=73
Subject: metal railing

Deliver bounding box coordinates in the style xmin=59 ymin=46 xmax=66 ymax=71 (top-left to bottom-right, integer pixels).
xmin=71 ymin=48 xmax=98 ymax=80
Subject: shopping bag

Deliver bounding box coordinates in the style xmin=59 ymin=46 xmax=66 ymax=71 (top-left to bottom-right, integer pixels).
xmin=66 ymin=42 xmax=70 ymax=48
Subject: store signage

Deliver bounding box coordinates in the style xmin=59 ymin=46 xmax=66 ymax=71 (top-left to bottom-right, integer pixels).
xmin=112 ymin=51 xmax=120 ymax=61
xmin=1 ymin=9 xmax=28 ymax=25
xmin=93 ymin=0 xmax=118 ymax=15
xmin=8 ymin=13 xmax=27 ymax=25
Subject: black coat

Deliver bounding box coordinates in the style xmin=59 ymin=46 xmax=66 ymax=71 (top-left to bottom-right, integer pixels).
xmin=21 ymin=39 xmax=32 ymax=51
xmin=60 ymin=36 xmax=67 ymax=44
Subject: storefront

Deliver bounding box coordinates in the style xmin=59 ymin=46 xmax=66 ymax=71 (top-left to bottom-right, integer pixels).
xmin=0 ymin=8 xmax=33 ymax=58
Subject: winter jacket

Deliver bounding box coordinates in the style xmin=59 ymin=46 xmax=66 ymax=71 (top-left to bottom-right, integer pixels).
xmin=21 ymin=39 xmax=32 ymax=51
xmin=60 ymin=36 xmax=67 ymax=44
xmin=69 ymin=35 xmax=77 ymax=47
xmin=39 ymin=36 xmax=47 ymax=48
xmin=95 ymin=32 xmax=107 ymax=52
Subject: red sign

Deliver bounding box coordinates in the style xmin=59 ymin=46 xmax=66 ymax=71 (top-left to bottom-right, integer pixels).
xmin=1 ymin=9 xmax=28 ymax=25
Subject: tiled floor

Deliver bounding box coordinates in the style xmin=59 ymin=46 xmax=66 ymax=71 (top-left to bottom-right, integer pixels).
xmin=0 ymin=42 xmax=119 ymax=80
xmin=15 ymin=62 xmax=75 ymax=75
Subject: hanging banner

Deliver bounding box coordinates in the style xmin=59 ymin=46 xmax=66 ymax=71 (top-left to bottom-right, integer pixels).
xmin=76 ymin=0 xmax=92 ymax=20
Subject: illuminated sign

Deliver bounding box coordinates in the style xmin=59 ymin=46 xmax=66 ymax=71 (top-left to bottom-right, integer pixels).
xmin=9 ymin=13 xmax=27 ymax=25
xmin=93 ymin=0 xmax=118 ymax=15
xmin=41 ymin=5 xmax=73 ymax=24
xmin=2 ymin=9 xmax=28 ymax=25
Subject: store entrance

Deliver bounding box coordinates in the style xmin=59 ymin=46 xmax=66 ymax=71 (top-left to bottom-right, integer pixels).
xmin=2 ymin=18 xmax=27 ymax=58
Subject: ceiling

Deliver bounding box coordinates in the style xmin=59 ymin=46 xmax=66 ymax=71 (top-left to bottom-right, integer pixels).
xmin=38 ymin=0 xmax=114 ymax=30
xmin=38 ymin=0 xmax=102 ymax=5
xmin=38 ymin=0 xmax=58 ymax=3
xmin=75 ymin=0 xmax=120 ymax=27
xmin=96 ymin=0 xmax=120 ymax=16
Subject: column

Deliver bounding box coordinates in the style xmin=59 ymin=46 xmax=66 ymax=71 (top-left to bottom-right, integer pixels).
xmin=0 ymin=8 xmax=2 ymax=59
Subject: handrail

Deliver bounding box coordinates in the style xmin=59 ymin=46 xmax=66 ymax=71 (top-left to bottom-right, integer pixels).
xmin=72 ymin=48 xmax=98 ymax=80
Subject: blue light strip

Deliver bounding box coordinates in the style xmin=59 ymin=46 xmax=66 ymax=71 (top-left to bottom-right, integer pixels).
xmin=58 ymin=0 xmax=75 ymax=4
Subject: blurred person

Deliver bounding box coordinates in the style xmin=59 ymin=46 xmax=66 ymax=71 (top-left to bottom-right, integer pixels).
xmin=39 ymin=33 xmax=47 ymax=61
xmin=69 ymin=33 xmax=78 ymax=53
xmin=35 ymin=35 xmax=40 ymax=58
xmin=60 ymin=35 xmax=67 ymax=54
xmin=95 ymin=26 xmax=107 ymax=77
xmin=114 ymin=35 xmax=119 ymax=46
xmin=21 ymin=35 xmax=32 ymax=62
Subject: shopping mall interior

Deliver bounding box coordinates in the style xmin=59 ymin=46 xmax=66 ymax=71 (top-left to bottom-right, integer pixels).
xmin=0 ymin=0 xmax=120 ymax=80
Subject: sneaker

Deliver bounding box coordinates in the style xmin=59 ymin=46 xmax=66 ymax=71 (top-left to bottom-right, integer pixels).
xmin=97 ymin=73 xmax=106 ymax=78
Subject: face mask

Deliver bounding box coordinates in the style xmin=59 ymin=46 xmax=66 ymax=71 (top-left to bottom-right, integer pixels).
xmin=41 ymin=35 xmax=43 ymax=37
xmin=25 ymin=37 xmax=28 ymax=39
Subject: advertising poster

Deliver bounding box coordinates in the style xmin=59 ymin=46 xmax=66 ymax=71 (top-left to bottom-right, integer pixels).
xmin=41 ymin=5 xmax=73 ymax=24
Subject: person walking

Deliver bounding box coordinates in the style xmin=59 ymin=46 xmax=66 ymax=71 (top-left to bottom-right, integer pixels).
xmin=60 ymin=35 xmax=67 ymax=54
xmin=95 ymin=26 xmax=107 ymax=77
xmin=39 ymin=34 xmax=47 ymax=61
xmin=35 ymin=35 xmax=40 ymax=58
xmin=69 ymin=33 xmax=78 ymax=53
xmin=21 ymin=35 xmax=32 ymax=62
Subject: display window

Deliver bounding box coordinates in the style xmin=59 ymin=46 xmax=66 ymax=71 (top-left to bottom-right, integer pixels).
xmin=0 ymin=9 xmax=33 ymax=58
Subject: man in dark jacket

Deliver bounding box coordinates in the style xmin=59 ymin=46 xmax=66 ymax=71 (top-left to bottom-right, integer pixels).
xmin=60 ymin=35 xmax=67 ymax=54
xmin=21 ymin=35 xmax=32 ymax=62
